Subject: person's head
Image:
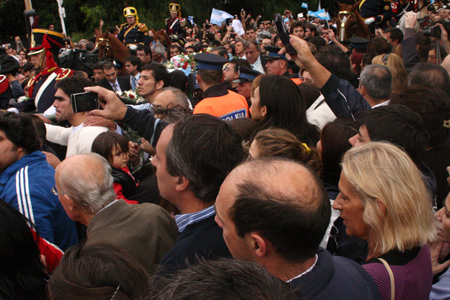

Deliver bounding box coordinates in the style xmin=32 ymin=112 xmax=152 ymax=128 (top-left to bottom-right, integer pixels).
xmin=435 ymin=193 xmax=450 ymax=243
xmin=0 ymin=112 xmax=40 ymax=172
xmin=372 ymin=53 xmax=408 ymax=96
xmin=384 ymin=28 xmax=403 ymax=46
xmin=137 ymin=44 xmax=152 ymax=64
xmin=151 ymin=115 xmax=245 ymax=208
xmin=234 ymin=39 xmax=246 ymax=56
xmin=215 ymin=158 xmax=330 ymax=268
xmin=29 ymin=115 xmax=47 ymax=148
xmin=358 ymin=64 xmax=392 ymax=105
xmin=91 ymin=132 xmax=130 ymax=170
xmin=250 ymin=128 xmax=322 ymax=176
xmin=264 ymin=55 xmax=288 ymax=76
xmin=102 ymin=61 xmax=118 ymax=84
xmin=245 ymin=27 xmax=256 ymax=40
xmin=151 ymin=87 xmax=191 ymax=119
xmin=318 ymin=119 xmax=358 ymax=187
xmin=302 ymin=23 xmax=317 ymax=40
xmin=260 ymin=38 xmax=272 ymax=52
xmin=184 ymin=45 xmax=196 ymax=55
xmin=392 ymin=85 xmax=450 ymax=147
xmin=334 ymin=142 xmax=436 ymax=253
xmin=290 ymin=21 xmax=305 ymax=39
xmin=223 ymin=58 xmax=251 ymax=83
xmin=169 ymin=44 xmax=181 ymax=58
xmin=366 ymin=37 xmax=391 ymax=56
xmin=124 ymin=56 xmax=141 ymax=76
xmin=137 ymin=62 xmax=170 ymax=101
xmin=251 ymin=75 xmax=319 ymax=147
xmin=48 ymin=243 xmax=150 ymax=300
xmin=150 ymin=258 xmax=295 ymax=300
xmin=349 ymin=104 xmax=429 ymax=164
xmin=0 ymin=200 xmax=48 ymax=300
xmin=244 ymin=40 xmax=260 ymax=65
xmin=315 ymin=45 xmax=352 ymax=81
xmin=127 ymin=15 xmax=136 ymax=26
xmin=22 ymin=62 xmax=34 ymax=79
xmin=91 ymin=63 xmax=105 ymax=82
xmin=53 ymin=76 xmax=92 ymax=122
xmin=55 ymin=153 xmax=116 ymax=222
xmin=409 ymin=62 xmax=450 ymax=96
xmin=211 ymin=46 xmax=229 ymax=59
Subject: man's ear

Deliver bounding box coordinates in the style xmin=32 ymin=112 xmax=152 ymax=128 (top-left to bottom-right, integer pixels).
xmin=246 ymin=232 xmax=268 ymax=258
xmin=156 ymin=80 xmax=164 ymax=90
xmin=62 ymin=194 xmax=76 ymax=211
xmin=175 ymin=176 xmax=189 ymax=192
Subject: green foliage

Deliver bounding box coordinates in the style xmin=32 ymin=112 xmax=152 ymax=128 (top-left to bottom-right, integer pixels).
xmin=80 ymin=4 xmax=107 ymax=31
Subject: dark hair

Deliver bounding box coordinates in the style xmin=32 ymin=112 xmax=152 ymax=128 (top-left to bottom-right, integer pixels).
xmin=298 ymin=82 xmax=321 ymax=109
xmin=48 ymin=243 xmax=150 ymax=300
xmin=320 ymin=119 xmax=358 ymax=187
xmin=137 ymin=44 xmax=152 ymax=57
xmin=141 ymin=62 xmax=170 ymax=87
xmin=0 ymin=200 xmax=48 ymax=300
xmin=166 ymin=114 xmax=246 ymax=204
xmin=211 ymin=46 xmax=229 ymax=59
xmin=55 ymin=76 xmax=92 ymax=98
xmin=366 ymin=37 xmax=391 ymax=56
xmin=290 ymin=21 xmax=304 ymax=33
xmin=102 ymin=61 xmax=116 ymax=71
xmin=414 ymin=32 xmax=431 ymax=61
xmin=315 ymin=45 xmax=352 ymax=81
xmin=228 ymin=58 xmax=252 ymax=72
xmin=227 ymin=118 xmax=257 ymax=143
xmin=408 ymin=62 xmax=450 ymax=96
xmin=309 ymin=36 xmax=327 ymax=52
xmin=92 ymin=62 xmax=103 ymax=70
xmin=23 ymin=62 xmax=35 ymax=73
xmin=385 ymin=28 xmax=404 ymax=43
xmin=0 ymin=112 xmax=40 ymax=154
xmin=360 ymin=104 xmax=430 ymax=164
xmin=253 ymin=75 xmax=320 ymax=147
xmin=91 ymin=132 xmax=129 ymax=165
xmin=125 ymin=55 xmax=142 ymax=72
xmin=302 ymin=23 xmax=317 ymax=36
xmin=198 ymin=69 xmax=223 ymax=85
xmin=230 ymin=158 xmax=331 ymax=262
xmin=149 ymin=258 xmax=296 ymax=300
xmin=29 ymin=115 xmax=47 ymax=148
xmin=392 ymin=85 xmax=450 ymax=147
xmin=169 ymin=70 xmax=188 ymax=92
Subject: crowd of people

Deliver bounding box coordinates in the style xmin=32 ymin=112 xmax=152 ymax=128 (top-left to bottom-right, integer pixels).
xmin=1 ymin=1 xmax=450 ymax=299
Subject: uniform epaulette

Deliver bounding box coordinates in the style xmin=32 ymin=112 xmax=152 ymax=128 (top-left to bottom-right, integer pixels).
xmin=138 ymin=23 xmax=149 ymax=32
xmin=0 ymin=75 xmax=9 ymax=94
xmin=27 ymin=76 xmax=36 ymax=88
xmin=55 ymin=68 xmax=73 ymax=81
xmin=119 ymin=23 xmax=127 ymax=31
xmin=180 ymin=18 xmax=186 ymax=27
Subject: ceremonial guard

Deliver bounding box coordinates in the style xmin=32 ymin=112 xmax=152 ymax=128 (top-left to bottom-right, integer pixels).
xmin=117 ymin=7 xmax=151 ymax=48
xmin=165 ymin=3 xmax=187 ymax=40
xmin=10 ymin=29 xmax=73 ymax=114
xmin=359 ymin=0 xmax=393 ymax=31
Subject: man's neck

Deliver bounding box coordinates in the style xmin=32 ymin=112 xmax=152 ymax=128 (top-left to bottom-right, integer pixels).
xmin=69 ymin=113 xmax=87 ymax=127
xmin=145 ymin=89 xmax=162 ymax=104
xmin=266 ymin=255 xmax=318 ymax=282
xmin=174 ymin=193 xmax=212 ymax=214
xmin=131 ymin=70 xmax=139 ymax=77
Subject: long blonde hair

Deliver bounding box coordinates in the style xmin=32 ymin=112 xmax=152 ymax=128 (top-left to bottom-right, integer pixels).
xmin=372 ymin=53 xmax=408 ymax=96
xmin=341 ymin=142 xmax=436 ymax=253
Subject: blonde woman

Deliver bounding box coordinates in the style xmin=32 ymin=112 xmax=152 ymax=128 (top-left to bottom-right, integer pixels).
xmin=333 ymin=142 xmax=436 ymax=300
xmin=372 ymin=53 xmax=408 ymax=99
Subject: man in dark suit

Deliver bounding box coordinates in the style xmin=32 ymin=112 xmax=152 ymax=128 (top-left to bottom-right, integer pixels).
xmin=95 ymin=61 xmax=131 ymax=94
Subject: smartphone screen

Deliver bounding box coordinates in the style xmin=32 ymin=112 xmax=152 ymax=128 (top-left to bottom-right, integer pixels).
xmin=71 ymin=92 xmax=99 ymax=113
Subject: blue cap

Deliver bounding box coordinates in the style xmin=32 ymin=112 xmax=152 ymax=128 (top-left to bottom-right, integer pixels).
xmin=194 ymin=53 xmax=228 ymax=70
xmin=265 ymin=46 xmax=287 ymax=61
xmin=235 ymin=67 xmax=262 ymax=83
xmin=348 ymin=36 xmax=369 ymax=50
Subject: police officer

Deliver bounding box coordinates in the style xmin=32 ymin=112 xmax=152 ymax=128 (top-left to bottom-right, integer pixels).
xmin=165 ymin=3 xmax=187 ymax=40
xmin=360 ymin=0 xmax=393 ymax=31
xmin=9 ymin=29 xmax=73 ymax=114
xmin=117 ymin=7 xmax=151 ymax=49
xmin=193 ymin=53 xmax=249 ymax=120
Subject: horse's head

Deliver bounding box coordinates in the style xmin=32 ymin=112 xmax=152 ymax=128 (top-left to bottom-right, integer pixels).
xmin=95 ymin=29 xmax=112 ymax=61
xmin=336 ymin=1 xmax=363 ymax=41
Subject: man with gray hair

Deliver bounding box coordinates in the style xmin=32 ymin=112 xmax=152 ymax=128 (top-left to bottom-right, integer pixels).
xmin=152 ymin=42 xmax=167 ymax=64
xmin=151 ymin=87 xmax=192 ymax=119
xmin=358 ymin=64 xmax=392 ymax=108
xmin=55 ymin=153 xmax=178 ymax=272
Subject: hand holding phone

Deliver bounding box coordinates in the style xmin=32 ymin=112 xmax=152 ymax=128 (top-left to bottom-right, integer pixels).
xmin=273 ymin=13 xmax=297 ymax=57
xmin=71 ymin=92 xmax=99 ymax=113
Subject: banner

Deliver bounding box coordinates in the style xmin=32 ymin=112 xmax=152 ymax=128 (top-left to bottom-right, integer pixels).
xmin=210 ymin=8 xmax=234 ymax=26
xmin=308 ymin=8 xmax=330 ymax=20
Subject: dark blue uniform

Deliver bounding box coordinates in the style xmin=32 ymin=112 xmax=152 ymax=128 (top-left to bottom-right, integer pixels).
xmin=165 ymin=17 xmax=186 ymax=39
xmin=359 ymin=0 xmax=392 ymax=30
xmin=117 ymin=23 xmax=151 ymax=46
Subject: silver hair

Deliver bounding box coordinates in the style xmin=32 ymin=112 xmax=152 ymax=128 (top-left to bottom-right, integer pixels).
xmin=359 ymin=64 xmax=392 ymax=100
xmin=161 ymin=87 xmax=191 ymax=109
xmin=152 ymin=42 xmax=166 ymax=55
xmin=57 ymin=153 xmax=116 ymax=214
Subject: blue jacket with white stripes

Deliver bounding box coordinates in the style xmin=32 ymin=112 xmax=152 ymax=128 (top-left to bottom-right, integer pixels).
xmin=0 ymin=151 xmax=77 ymax=250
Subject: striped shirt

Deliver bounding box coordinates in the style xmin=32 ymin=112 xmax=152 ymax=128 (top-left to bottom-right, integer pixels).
xmin=175 ymin=205 xmax=216 ymax=232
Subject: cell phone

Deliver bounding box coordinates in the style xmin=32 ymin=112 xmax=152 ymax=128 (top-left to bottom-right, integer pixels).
xmin=71 ymin=92 xmax=99 ymax=113
xmin=273 ymin=13 xmax=297 ymax=57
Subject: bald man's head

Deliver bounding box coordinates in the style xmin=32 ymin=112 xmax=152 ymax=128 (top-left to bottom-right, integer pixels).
xmin=215 ymin=157 xmax=330 ymax=262
xmin=56 ymin=153 xmax=116 ymax=214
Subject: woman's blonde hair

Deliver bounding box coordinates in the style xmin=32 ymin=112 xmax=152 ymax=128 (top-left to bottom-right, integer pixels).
xmin=341 ymin=142 xmax=436 ymax=253
xmin=372 ymin=53 xmax=408 ymax=96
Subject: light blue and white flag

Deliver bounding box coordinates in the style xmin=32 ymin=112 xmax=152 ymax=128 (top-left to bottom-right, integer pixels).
xmin=187 ymin=16 xmax=194 ymax=25
xmin=308 ymin=8 xmax=329 ymax=20
xmin=301 ymin=2 xmax=308 ymax=9
xmin=210 ymin=8 xmax=234 ymax=25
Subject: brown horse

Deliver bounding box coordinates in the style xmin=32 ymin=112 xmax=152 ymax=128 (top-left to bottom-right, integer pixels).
xmin=336 ymin=1 xmax=371 ymax=41
xmin=95 ymin=28 xmax=130 ymax=74
xmin=151 ymin=28 xmax=171 ymax=47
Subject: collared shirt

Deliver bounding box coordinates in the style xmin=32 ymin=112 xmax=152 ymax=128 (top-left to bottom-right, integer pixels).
xmin=130 ymin=72 xmax=140 ymax=91
xmin=175 ymin=205 xmax=216 ymax=232
xmin=109 ymin=79 xmax=122 ymax=94
xmin=285 ymin=254 xmax=319 ymax=283
xmin=251 ymin=56 xmax=265 ymax=74
xmin=372 ymin=99 xmax=390 ymax=108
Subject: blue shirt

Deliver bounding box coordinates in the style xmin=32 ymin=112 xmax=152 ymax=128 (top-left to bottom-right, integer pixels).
xmin=175 ymin=205 xmax=216 ymax=232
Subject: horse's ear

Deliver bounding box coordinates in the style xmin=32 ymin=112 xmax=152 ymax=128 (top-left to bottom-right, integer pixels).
xmin=350 ymin=0 xmax=362 ymax=11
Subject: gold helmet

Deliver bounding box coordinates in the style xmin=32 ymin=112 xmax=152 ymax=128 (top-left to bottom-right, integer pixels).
xmin=169 ymin=3 xmax=181 ymax=18
xmin=123 ymin=7 xmax=139 ymax=23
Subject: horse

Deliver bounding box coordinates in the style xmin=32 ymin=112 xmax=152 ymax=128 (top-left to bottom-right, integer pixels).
xmin=151 ymin=28 xmax=171 ymax=47
xmin=336 ymin=1 xmax=371 ymax=41
xmin=95 ymin=28 xmax=130 ymax=75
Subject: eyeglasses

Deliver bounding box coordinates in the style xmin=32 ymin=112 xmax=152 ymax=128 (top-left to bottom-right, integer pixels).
xmin=51 ymin=186 xmax=59 ymax=196
xmin=149 ymin=103 xmax=164 ymax=114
